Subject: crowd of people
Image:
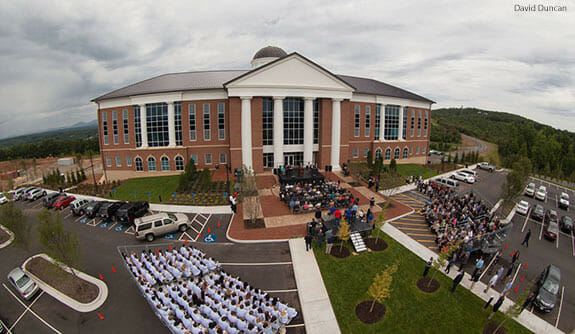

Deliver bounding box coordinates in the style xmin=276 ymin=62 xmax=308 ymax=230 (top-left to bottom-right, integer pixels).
xmin=279 ymin=180 xmax=360 ymax=214
xmin=122 ymin=246 xmax=297 ymax=333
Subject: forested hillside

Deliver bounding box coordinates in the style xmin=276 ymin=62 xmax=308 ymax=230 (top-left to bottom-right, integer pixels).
xmin=432 ymin=108 xmax=575 ymax=181
xmin=0 ymin=124 xmax=97 ymax=148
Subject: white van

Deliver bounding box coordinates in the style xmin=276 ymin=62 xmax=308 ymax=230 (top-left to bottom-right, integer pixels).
xmin=436 ymin=177 xmax=459 ymax=188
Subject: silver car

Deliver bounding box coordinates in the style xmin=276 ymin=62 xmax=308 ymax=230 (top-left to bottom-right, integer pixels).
xmin=134 ymin=212 xmax=190 ymax=242
xmin=7 ymin=267 xmax=40 ymax=300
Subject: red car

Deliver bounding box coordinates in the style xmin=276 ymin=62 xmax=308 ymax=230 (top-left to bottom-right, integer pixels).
xmin=53 ymin=196 xmax=76 ymax=210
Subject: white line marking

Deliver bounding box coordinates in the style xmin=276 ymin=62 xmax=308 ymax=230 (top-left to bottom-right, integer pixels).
xmin=479 ymin=255 xmax=498 ymax=281
xmin=74 ymin=216 xmax=84 ymax=223
xmin=265 ymin=289 xmax=298 ymax=293
xmin=510 ymin=262 xmax=521 ymax=286
xmin=521 ymin=208 xmax=530 ymax=232
xmin=285 ymin=323 xmax=305 ymax=328
xmin=556 ymin=231 xmax=559 ymax=249
xmin=539 ymin=219 xmax=544 ymax=240
xmin=220 ymin=262 xmax=293 ymax=266
xmin=10 ymin=291 xmax=44 ymax=331
xmin=555 ymin=194 xmax=558 ymax=208
xmin=108 ymin=222 xmax=117 ymax=230
xmin=2 ymin=284 xmax=62 ymax=334
xmin=555 ymin=286 xmax=565 ymax=328
xmin=64 ymin=212 xmax=73 ymax=219
xmin=572 ymin=231 xmax=575 ymax=257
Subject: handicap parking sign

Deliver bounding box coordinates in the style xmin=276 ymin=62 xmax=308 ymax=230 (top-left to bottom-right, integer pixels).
xmin=203 ymin=234 xmax=217 ymax=243
xmin=99 ymin=222 xmax=111 ymax=229
xmin=163 ymin=233 xmax=176 ymax=240
xmin=79 ymin=217 xmax=89 ymax=224
xmin=114 ymin=224 xmax=126 ymax=232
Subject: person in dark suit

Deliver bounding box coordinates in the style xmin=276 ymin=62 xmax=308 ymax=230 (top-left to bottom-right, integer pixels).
xmin=423 ymin=257 xmax=433 ymax=277
xmin=304 ymin=234 xmax=313 ymax=252
xmin=451 ymin=269 xmax=465 ymax=293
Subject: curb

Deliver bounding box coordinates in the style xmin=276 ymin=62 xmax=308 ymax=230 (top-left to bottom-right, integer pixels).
xmin=0 ymin=224 xmax=15 ymax=249
xmin=22 ymin=254 xmax=108 ymax=313
xmin=225 ymin=212 xmax=291 ymax=244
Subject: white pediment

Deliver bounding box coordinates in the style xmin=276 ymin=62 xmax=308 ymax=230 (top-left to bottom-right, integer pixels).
xmin=226 ymin=54 xmax=354 ymax=97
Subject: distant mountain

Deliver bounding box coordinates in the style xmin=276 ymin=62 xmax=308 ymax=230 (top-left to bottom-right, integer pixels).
xmin=0 ymin=121 xmax=98 ymax=149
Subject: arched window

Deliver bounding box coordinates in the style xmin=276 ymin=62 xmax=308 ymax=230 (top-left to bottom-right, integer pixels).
xmin=385 ymin=148 xmax=391 ymax=160
xmin=403 ymin=148 xmax=408 ymax=159
xmin=175 ymin=156 xmax=184 ymax=171
xmin=394 ymin=148 xmax=400 ymax=159
xmin=147 ymin=157 xmax=156 ymax=171
xmin=161 ymin=156 xmax=170 ymax=171
xmin=135 ymin=157 xmax=143 ymax=171
xmin=375 ymin=148 xmax=382 ymax=159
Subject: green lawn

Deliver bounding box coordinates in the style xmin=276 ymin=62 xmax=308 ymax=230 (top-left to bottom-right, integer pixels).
xmin=109 ymin=175 xmax=180 ymax=203
xmin=314 ymin=235 xmax=530 ymax=333
xmin=395 ymin=164 xmax=438 ymax=179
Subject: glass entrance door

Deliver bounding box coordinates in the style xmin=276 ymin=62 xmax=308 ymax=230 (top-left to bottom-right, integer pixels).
xmin=284 ymin=152 xmax=303 ymax=167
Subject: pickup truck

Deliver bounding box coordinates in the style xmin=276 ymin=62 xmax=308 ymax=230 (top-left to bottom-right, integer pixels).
xmin=477 ymin=162 xmax=495 ymax=172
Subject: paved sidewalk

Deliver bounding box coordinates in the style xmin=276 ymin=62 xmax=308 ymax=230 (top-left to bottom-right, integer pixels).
xmin=382 ymin=222 xmax=563 ymax=334
xmin=289 ymin=238 xmax=340 ymax=334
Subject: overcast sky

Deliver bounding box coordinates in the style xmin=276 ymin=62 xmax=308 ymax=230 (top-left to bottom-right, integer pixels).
xmin=0 ymin=0 xmax=573 ymax=139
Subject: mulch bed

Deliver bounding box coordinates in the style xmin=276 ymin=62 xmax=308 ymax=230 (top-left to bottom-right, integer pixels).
xmin=483 ymin=322 xmax=507 ymax=334
xmin=355 ymin=300 xmax=386 ymax=324
xmin=243 ymin=218 xmax=266 ymax=229
xmin=364 ymin=237 xmax=388 ymax=251
xmin=330 ymin=245 xmax=351 ymax=258
xmin=0 ymin=227 xmax=10 ymax=244
xmin=417 ymin=277 xmax=440 ymax=293
xmin=26 ymin=257 xmax=99 ymax=304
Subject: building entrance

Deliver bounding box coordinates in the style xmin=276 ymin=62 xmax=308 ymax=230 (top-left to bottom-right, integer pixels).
xmin=284 ymin=152 xmax=303 ymax=167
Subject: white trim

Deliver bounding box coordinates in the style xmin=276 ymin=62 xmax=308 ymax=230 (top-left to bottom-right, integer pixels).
xmin=351 ymin=93 xmax=432 ymax=109
xmin=97 ymin=90 xmax=227 ymax=109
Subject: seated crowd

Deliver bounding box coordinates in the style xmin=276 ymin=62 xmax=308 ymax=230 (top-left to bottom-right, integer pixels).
xmin=279 ymin=181 xmax=358 ymax=213
xmin=122 ymin=246 xmax=297 ymax=333
xmin=419 ymin=180 xmax=502 ymax=252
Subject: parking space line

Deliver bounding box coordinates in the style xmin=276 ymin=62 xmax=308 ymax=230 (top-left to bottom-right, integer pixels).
xmin=64 ymin=212 xmax=73 ymax=220
xmin=265 ymin=289 xmax=298 ymax=293
xmin=416 ymin=239 xmax=435 ymax=243
xmin=539 ymin=219 xmax=544 ymax=240
xmin=397 ymin=227 xmax=428 ymax=231
xmin=555 ymin=194 xmax=558 ymax=208
xmin=556 ymin=231 xmax=559 ymax=248
xmin=74 ymin=216 xmax=84 ymax=223
xmin=555 ymin=286 xmax=565 ymax=328
xmin=220 ymin=262 xmax=292 ymax=266
xmin=406 ymin=233 xmax=434 ymax=237
xmin=2 ymin=284 xmax=62 ymax=334
xmin=10 ymin=290 xmax=45 ymax=331
xmin=572 ymin=231 xmax=575 ymax=256
xmin=521 ymin=208 xmax=531 ymax=232
xmin=108 ymin=222 xmax=117 ymax=230
xmin=510 ymin=262 xmax=521 ymax=286
xmin=393 ymin=222 xmax=425 ymax=226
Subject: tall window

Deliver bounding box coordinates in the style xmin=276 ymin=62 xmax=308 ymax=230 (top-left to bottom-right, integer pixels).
xmin=106 ymin=157 xmax=111 ymax=167
xmin=374 ymin=104 xmax=381 ymax=140
xmin=363 ymin=148 xmax=369 ymax=157
xmin=190 ymin=154 xmax=198 ymax=165
xmin=161 ymin=156 xmax=170 ymax=171
xmin=217 ymin=103 xmax=225 ymax=140
xmin=219 ymin=153 xmax=227 ymax=164
xmin=283 ymin=98 xmax=304 ymax=145
xmin=135 ymin=157 xmax=143 ymax=171
xmin=126 ymin=156 xmax=132 ymax=167
xmin=385 ymin=148 xmax=391 ymax=160
xmin=417 ymin=110 xmax=422 ymax=137
xmin=123 ymin=109 xmax=129 ymax=144
xmin=354 ymin=105 xmax=360 ymax=137
xmin=313 ymin=99 xmax=319 ymax=144
xmin=116 ymin=156 xmax=122 ymax=167
xmin=175 ymin=156 xmax=184 ymax=171
xmin=205 ymin=153 xmax=212 ymax=164
xmin=416 ymin=146 xmax=420 ymax=154
xmin=403 ymin=148 xmax=408 ymax=158
xmin=424 ymin=110 xmax=428 ymax=137
xmin=188 ymin=104 xmax=196 ymax=141
xmin=353 ymin=148 xmax=359 ymax=158
xmin=384 ymin=105 xmax=400 ymax=140
xmin=147 ymin=157 xmax=156 ymax=171
xmin=175 ymin=102 xmax=182 ymax=146
xmin=365 ymin=106 xmax=371 ymax=137
xmin=112 ymin=110 xmax=118 ymax=144
xmin=394 ymin=148 xmax=400 ymax=159
xmin=262 ymin=98 xmax=273 ymax=145
xmin=410 ymin=109 xmax=415 ymax=137
xmin=263 ymin=153 xmax=274 ymax=168
xmin=375 ymin=148 xmax=382 ymax=159
xmin=134 ymin=106 xmax=141 ymax=147
xmin=203 ymin=103 xmax=211 ymax=140
xmin=147 ymin=103 xmax=169 ymax=147
xmin=102 ymin=111 xmax=108 ymax=145
xmin=402 ymin=107 xmax=407 ymax=140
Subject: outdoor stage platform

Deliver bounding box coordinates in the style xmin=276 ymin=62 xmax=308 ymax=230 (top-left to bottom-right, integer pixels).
xmin=320 ymin=215 xmax=373 ymax=235
xmin=277 ymin=167 xmax=325 ymax=185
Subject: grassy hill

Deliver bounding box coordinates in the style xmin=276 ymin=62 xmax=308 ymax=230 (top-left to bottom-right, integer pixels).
xmin=0 ymin=123 xmax=97 ymax=149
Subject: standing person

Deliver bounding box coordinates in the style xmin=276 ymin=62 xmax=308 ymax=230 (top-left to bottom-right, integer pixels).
xmin=505 ymin=263 xmax=515 ymax=281
xmin=488 ymin=295 xmax=505 ymax=320
xmin=304 ymin=234 xmax=313 ymax=252
xmin=459 ymin=251 xmax=471 ymax=271
xmin=375 ymin=180 xmax=379 ymax=192
xmin=229 ymin=194 xmax=237 ymax=214
xmin=369 ymin=197 xmax=375 ymax=210
xmin=470 ymin=269 xmax=481 ymax=290
xmin=521 ymin=229 xmax=531 ymax=247
xmin=489 ymin=250 xmax=502 ymax=274
xmin=315 ymin=207 xmax=322 ymax=222
xmin=315 ymin=230 xmax=324 ymax=249
xmin=501 ymin=281 xmax=513 ymax=296
xmin=423 ymin=257 xmax=433 ymax=277
xmin=484 ymin=295 xmax=495 ymax=309
xmin=472 ymin=257 xmax=484 ymax=278
xmin=451 ymin=269 xmax=465 ymax=293
xmin=511 ymin=250 xmax=520 ymax=264
xmin=325 ymin=229 xmax=334 ymax=255
xmin=445 ymin=253 xmax=457 ymax=274
xmin=521 ymin=292 xmax=536 ymax=312
xmin=334 ymin=209 xmax=342 ymax=226
xmin=484 ymin=273 xmax=499 ymax=294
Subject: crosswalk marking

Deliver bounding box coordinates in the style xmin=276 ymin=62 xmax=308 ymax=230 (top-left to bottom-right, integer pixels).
xmin=396 ymin=227 xmax=429 ymax=231
xmin=393 ymin=221 xmax=426 ymax=226
xmin=406 ymin=232 xmax=435 ymax=237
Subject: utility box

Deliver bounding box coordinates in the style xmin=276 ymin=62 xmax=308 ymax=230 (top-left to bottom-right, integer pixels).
xmin=58 ymin=158 xmax=74 ymax=166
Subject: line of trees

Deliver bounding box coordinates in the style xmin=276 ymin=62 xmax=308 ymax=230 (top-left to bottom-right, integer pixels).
xmin=0 ymin=137 xmax=99 ymax=162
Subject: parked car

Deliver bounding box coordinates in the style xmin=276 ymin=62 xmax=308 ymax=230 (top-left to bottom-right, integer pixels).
xmin=546 ymin=209 xmax=558 ymax=224
xmin=53 ymin=195 xmax=76 ymax=210
xmin=7 ymin=267 xmax=40 ymax=300
xmin=135 ymin=212 xmax=190 ymax=242
xmin=544 ymin=221 xmax=559 ymax=241
xmin=477 ymin=162 xmax=495 ymax=172
xmin=560 ymin=216 xmax=573 ymax=233
xmin=23 ymin=187 xmax=40 ymax=200
xmin=531 ymin=204 xmax=545 ymax=221
xmin=98 ymin=202 xmax=123 ymax=220
xmin=516 ymin=201 xmax=530 ymax=215
xmin=535 ymin=186 xmax=547 ymax=201
xmin=29 ymin=188 xmax=47 ymax=201
xmin=0 ymin=193 xmax=7 ymax=205
xmin=559 ymin=192 xmax=570 ymax=210
xmin=115 ymin=201 xmax=149 ymax=225
xmin=13 ymin=187 xmax=27 ymax=200
xmin=70 ymin=198 xmax=89 ymax=216
xmin=459 ymin=169 xmax=477 ymax=177
xmin=434 ymin=177 xmax=459 ymax=189
xmin=451 ymin=171 xmax=475 ymax=184
xmin=524 ymin=183 xmax=536 ymax=197
xmin=44 ymin=192 xmax=66 ymax=208
xmin=534 ymin=265 xmax=561 ymax=312
xmin=84 ymin=201 xmax=104 ymax=218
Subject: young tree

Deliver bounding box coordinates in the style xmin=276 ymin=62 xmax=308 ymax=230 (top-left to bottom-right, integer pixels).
xmin=493 ymin=287 xmax=527 ymax=333
xmin=373 ymin=204 xmax=388 ymax=244
xmin=389 ymin=158 xmax=397 ymax=173
xmin=240 ymin=166 xmax=258 ymax=197
xmin=453 ymin=152 xmax=459 ymax=166
xmin=367 ymin=150 xmax=373 ymax=168
xmin=0 ymin=202 xmax=31 ymax=251
xmin=428 ymin=248 xmax=448 ymax=288
xmin=337 ymin=220 xmax=351 ymax=251
xmin=368 ymin=262 xmax=399 ymax=312
xmin=37 ymin=209 xmax=82 ymax=275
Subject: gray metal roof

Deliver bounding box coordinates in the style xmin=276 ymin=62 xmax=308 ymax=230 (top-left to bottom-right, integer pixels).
xmin=93 ymin=69 xmax=434 ymax=104
xmin=252 ymin=46 xmax=288 ymax=60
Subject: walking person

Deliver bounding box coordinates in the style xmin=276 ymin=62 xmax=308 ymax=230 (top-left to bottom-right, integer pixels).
xmin=445 ymin=253 xmax=457 ymax=274
xmin=484 ymin=295 xmax=495 ymax=309
xmin=325 ymin=230 xmax=334 ymax=255
xmin=489 ymin=250 xmax=502 ymax=274
xmin=472 ymin=256 xmax=485 ymax=278
xmin=423 ymin=257 xmax=433 ymax=277
xmin=521 ymin=229 xmax=531 ymax=247
xmin=451 ymin=269 xmax=465 ymax=293
xmin=501 ymin=281 xmax=513 ymax=296
xmin=314 ymin=230 xmax=324 ymax=249
xmin=521 ymin=292 xmax=536 ymax=312
xmin=304 ymin=234 xmax=313 ymax=252
xmin=470 ymin=269 xmax=481 ymax=290
xmin=484 ymin=273 xmax=499 ymax=294
xmin=505 ymin=263 xmax=515 ymax=281
xmin=488 ymin=295 xmax=505 ymax=320
xmin=369 ymin=197 xmax=375 ymax=210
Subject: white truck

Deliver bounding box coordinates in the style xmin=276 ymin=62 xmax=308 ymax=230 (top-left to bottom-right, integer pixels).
xmin=477 ymin=162 xmax=495 ymax=172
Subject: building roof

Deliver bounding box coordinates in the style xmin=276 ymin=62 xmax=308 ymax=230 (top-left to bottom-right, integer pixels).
xmin=337 ymin=74 xmax=435 ymax=103
xmin=252 ymin=46 xmax=288 ymax=60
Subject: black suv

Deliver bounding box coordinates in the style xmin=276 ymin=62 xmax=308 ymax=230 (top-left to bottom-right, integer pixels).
xmin=115 ymin=201 xmax=149 ymax=225
xmin=534 ymin=265 xmax=561 ymax=312
xmin=44 ymin=192 xmax=66 ymax=209
xmin=98 ymin=202 xmax=123 ymax=221
xmin=84 ymin=201 xmax=104 ymax=218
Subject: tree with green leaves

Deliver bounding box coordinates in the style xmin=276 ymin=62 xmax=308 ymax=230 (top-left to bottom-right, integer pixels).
xmin=440 ymin=156 xmax=445 ymax=172
xmin=337 ymin=219 xmax=351 ymax=251
xmin=37 ymin=209 xmax=82 ymax=276
xmin=389 ymin=158 xmax=397 ymax=173
xmin=367 ymin=150 xmax=373 ymax=168
xmin=372 ymin=204 xmax=388 ymax=244
xmin=427 ymin=248 xmax=448 ymax=288
xmin=0 ymin=202 xmax=31 ymax=251
xmin=453 ymin=152 xmax=459 ymax=166
xmin=368 ymin=261 xmax=399 ymax=312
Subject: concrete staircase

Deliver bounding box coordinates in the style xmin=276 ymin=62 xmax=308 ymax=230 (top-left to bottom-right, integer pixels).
xmin=350 ymin=232 xmax=367 ymax=252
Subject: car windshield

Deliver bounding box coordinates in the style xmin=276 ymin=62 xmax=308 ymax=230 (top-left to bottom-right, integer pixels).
xmin=15 ymin=274 xmax=30 ymax=288
xmin=561 ymin=194 xmax=569 ymax=200
xmin=536 ymin=206 xmax=544 ymax=214
xmin=542 ymin=279 xmax=559 ymax=295
xmin=528 ymin=184 xmax=535 ymax=190
xmin=167 ymin=213 xmax=177 ymax=221
xmin=548 ymin=224 xmax=558 ymax=233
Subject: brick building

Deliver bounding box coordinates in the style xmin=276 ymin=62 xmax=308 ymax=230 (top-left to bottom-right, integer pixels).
xmin=93 ymin=46 xmax=434 ymax=180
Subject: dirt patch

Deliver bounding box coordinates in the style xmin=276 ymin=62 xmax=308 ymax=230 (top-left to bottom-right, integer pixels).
xmin=355 ymin=300 xmax=386 ymax=324
xmin=0 ymin=227 xmax=10 ymax=244
xmin=330 ymin=245 xmax=351 ymax=258
xmin=416 ymin=277 xmax=440 ymax=293
xmin=243 ymin=218 xmax=266 ymax=229
xmin=26 ymin=257 xmax=99 ymax=304
xmin=483 ymin=321 xmax=507 ymax=334
xmin=347 ymin=181 xmax=361 ymax=187
xmin=364 ymin=237 xmax=388 ymax=251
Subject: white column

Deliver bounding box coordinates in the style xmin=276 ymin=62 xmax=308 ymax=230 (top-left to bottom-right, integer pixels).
xmin=273 ymin=97 xmax=284 ymax=167
xmin=167 ymin=102 xmax=176 ymax=147
xmin=398 ymin=105 xmax=404 ymax=141
xmin=330 ymin=99 xmax=342 ymax=170
xmin=303 ymin=97 xmax=314 ymax=165
xmin=241 ymin=97 xmax=253 ymax=170
xmin=139 ymin=104 xmax=148 ymax=148
xmin=380 ymin=104 xmax=385 ymax=141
